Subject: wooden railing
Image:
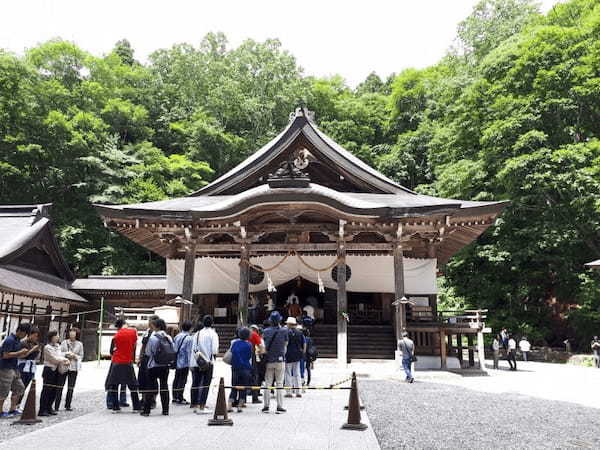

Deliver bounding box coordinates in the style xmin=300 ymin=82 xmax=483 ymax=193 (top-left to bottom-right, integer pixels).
xmin=438 ymin=309 xmax=487 ymax=329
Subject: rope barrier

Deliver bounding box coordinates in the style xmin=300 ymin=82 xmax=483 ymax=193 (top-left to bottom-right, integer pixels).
xmin=0 ymin=308 xmax=102 ymax=319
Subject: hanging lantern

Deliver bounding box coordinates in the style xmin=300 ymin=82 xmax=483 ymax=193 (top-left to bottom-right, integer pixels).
xmin=317 ymin=272 xmax=325 ymax=293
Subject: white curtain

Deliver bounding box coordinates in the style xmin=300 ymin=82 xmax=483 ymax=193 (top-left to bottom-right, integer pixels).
xmin=167 ymin=255 xmax=437 ymax=295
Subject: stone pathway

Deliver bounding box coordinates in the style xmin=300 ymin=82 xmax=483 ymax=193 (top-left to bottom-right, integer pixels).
xmin=0 ymin=360 xmax=379 ymax=450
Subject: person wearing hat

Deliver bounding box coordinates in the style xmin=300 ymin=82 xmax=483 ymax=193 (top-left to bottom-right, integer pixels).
xmin=261 ymin=311 xmax=288 ymax=414
xmin=284 ymin=317 xmax=305 ymax=398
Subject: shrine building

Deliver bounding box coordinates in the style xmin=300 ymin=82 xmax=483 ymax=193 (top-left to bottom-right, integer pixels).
xmin=95 ymin=107 xmax=506 ymax=368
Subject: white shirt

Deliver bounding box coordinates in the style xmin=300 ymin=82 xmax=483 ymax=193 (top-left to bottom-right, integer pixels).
xmin=189 ymin=327 xmax=219 ymax=368
xmin=508 ymin=338 xmax=517 ymax=351
xmin=519 ymin=340 xmax=531 ymax=352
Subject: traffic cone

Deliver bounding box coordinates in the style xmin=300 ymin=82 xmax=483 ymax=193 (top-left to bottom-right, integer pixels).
xmin=341 ymin=372 xmax=367 ymax=431
xmin=208 ymin=377 xmax=233 ymax=426
xmin=12 ymin=379 xmax=42 ymax=425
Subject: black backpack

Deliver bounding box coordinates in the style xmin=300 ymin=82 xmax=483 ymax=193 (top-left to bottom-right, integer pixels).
xmin=306 ymin=339 xmax=318 ymax=361
xmin=154 ymin=335 xmax=176 ymax=366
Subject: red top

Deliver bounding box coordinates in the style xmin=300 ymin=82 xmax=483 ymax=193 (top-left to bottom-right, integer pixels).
xmin=249 ymin=330 xmax=262 ymax=348
xmin=112 ymin=328 xmax=138 ymax=364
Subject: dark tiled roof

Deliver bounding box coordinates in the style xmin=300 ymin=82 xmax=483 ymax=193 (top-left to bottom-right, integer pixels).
xmin=96 ymin=183 xmax=505 ymax=220
xmin=72 ymin=275 xmax=166 ymax=291
xmin=0 ymin=265 xmax=87 ymax=303
xmin=585 ymin=259 xmax=600 ymax=269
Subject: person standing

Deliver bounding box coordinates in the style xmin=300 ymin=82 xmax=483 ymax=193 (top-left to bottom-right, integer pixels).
xmin=0 ymin=324 xmax=34 ymax=417
xmin=171 ymin=320 xmax=192 ymax=404
xmin=519 ymin=336 xmax=531 ymax=362
xmin=500 ymin=328 xmax=509 ymax=352
xmin=228 ymin=327 xmax=253 ymax=413
xmin=591 ymin=336 xmax=600 ymax=368
xmin=507 ymin=334 xmax=517 ymax=371
xmin=261 ymin=312 xmax=288 ymax=414
xmin=141 ymin=318 xmax=174 ymax=416
xmin=300 ymin=328 xmax=314 ymax=390
xmin=16 ymin=327 xmax=41 ymax=410
xmin=55 ymin=328 xmax=84 ymax=411
xmin=106 ymin=319 xmax=142 ymax=412
xmin=190 ymin=315 xmax=219 ymax=414
xmin=284 ymin=317 xmax=305 ymax=398
xmin=492 ymin=334 xmax=501 ymax=370
xmin=138 ymin=315 xmax=159 ymax=410
xmin=398 ymin=331 xmax=415 ymax=383
xmin=248 ymin=324 xmax=265 ymax=404
xmin=38 ymin=330 xmax=70 ymax=416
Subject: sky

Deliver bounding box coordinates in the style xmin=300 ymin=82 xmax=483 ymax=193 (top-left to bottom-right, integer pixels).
xmin=0 ymin=0 xmax=561 ymax=87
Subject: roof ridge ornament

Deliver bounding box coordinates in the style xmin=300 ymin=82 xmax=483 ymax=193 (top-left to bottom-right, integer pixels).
xmin=267 ymin=157 xmax=310 ymax=188
xmin=290 ymin=104 xmax=315 ymax=122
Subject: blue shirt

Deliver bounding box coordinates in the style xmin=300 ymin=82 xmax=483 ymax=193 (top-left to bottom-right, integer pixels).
xmin=173 ymin=332 xmax=192 ymax=369
xmin=262 ymin=326 xmax=288 ymax=363
xmin=231 ymin=340 xmax=252 ymax=370
xmin=285 ymin=328 xmax=305 ymax=363
xmin=0 ymin=334 xmax=22 ymax=370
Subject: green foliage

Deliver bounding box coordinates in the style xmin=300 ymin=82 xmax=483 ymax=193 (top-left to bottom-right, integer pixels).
xmin=0 ymin=0 xmax=599 ymax=349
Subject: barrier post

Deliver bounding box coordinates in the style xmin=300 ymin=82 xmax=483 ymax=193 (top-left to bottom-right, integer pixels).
xmin=208 ymin=377 xmax=233 ymax=426
xmin=12 ymin=379 xmax=42 ymax=425
xmin=341 ymin=372 xmax=367 ymax=430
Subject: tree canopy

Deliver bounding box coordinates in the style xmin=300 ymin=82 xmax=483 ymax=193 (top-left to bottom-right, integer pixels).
xmin=0 ymin=0 xmax=598 ymax=347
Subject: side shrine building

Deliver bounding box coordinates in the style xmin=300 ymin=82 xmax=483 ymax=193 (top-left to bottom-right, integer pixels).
xmin=96 ymin=107 xmax=506 ymax=367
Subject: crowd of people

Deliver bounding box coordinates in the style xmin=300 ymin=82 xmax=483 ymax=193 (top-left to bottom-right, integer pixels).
xmin=103 ymin=310 xmax=318 ymax=417
xmin=491 ymin=329 xmax=530 ymax=371
xmin=0 ymin=323 xmax=84 ymax=418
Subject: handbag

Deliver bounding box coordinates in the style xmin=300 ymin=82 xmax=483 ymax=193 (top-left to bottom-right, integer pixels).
xmin=195 ymin=350 xmax=211 ymax=372
xmin=222 ymin=342 xmax=234 ymax=365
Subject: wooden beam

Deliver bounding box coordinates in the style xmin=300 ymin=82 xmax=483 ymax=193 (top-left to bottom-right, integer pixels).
xmin=440 ymin=329 xmax=447 ymax=369
xmin=467 ymin=334 xmax=475 ymax=367
xmin=238 ymin=244 xmax=250 ymax=327
xmin=181 ymin=241 xmax=196 ymax=325
xmin=393 ymin=239 xmax=406 ymax=347
xmin=192 ymin=242 xmax=404 ymax=253
xmin=477 ymin=330 xmax=487 ymax=372
xmin=337 ymin=229 xmax=348 ymax=367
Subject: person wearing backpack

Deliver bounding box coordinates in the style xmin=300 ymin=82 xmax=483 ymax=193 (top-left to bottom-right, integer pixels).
xmin=300 ymin=328 xmax=316 ymax=389
xmin=141 ymin=318 xmax=175 ymax=416
xmin=171 ymin=320 xmax=193 ymax=404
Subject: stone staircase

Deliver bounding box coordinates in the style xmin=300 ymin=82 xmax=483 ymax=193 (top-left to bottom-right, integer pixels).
xmin=213 ymin=323 xmax=396 ymax=360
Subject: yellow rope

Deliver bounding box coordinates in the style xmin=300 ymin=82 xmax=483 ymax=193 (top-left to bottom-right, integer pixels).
xmin=295 ymin=252 xmax=340 ymax=272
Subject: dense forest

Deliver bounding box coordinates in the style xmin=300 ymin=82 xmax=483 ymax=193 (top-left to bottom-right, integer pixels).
xmin=0 ymin=0 xmax=598 ymax=348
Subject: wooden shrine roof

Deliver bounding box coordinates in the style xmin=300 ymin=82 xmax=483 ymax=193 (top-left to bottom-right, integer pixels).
xmin=0 ymin=204 xmax=86 ymax=303
xmin=72 ymin=275 xmax=166 ymax=292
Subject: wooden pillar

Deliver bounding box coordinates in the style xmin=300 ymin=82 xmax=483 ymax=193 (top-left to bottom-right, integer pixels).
xmin=337 ymin=230 xmax=348 ymax=366
xmin=440 ymin=329 xmax=447 ymax=369
xmin=393 ymin=240 xmax=406 ymax=347
xmin=467 ymin=334 xmax=475 ymax=367
xmin=181 ymin=240 xmax=196 ymax=324
xmin=477 ymin=330 xmax=486 ymax=372
xmin=238 ymin=244 xmax=250 ymax=327
xmin=457 ymin=333 xmax=463 ymax=367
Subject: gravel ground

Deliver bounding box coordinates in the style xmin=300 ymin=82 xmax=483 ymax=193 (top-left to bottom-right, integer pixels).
xmin=0 ymin=389 xmax=105 ymax=442
xmin=361 ymin=379 xmax=600 ymax=449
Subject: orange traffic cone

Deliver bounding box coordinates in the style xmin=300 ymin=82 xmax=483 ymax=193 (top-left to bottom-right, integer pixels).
xmin=208 ymin=377 xmax=233 ymax=426
xmin=12 ymin=379 xmax=42 ymax=425
xmin=341 ymin=372 xmax=367 ymax=430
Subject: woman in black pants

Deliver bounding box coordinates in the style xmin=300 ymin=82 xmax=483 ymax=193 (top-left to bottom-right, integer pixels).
xmin=39 ymin=331 xmax=70 ymax=416
xmin=141 ymin=318 xmax=174 ymax=416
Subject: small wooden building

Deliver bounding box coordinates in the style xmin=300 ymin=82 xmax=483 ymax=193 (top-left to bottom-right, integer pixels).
xmin=96 ymin=107 xmax=506 ymax=367
xmin=0 ymin=204 xmax=88 ymax=338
